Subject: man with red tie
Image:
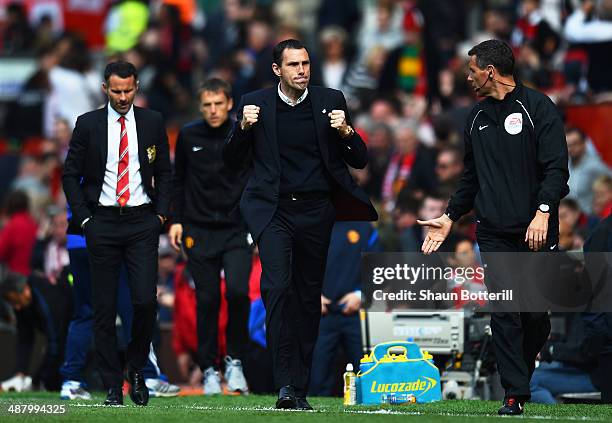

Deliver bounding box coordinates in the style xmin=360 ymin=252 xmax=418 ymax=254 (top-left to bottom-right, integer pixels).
xmin=62 ymin=61 xmax=171 ymax=406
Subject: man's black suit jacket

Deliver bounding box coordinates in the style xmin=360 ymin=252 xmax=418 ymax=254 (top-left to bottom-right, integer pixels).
xmin=223 ymin=85 xmax=378 ymax=241
xmin=62 ymin=106 xmax=172 ymax=235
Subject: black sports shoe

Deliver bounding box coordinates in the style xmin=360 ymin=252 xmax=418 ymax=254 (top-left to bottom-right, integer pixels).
xmin=295 ymin=397 xmax=313 ymax=411
xmin=103 ymin=387 xmax=123 ymax=406
xmin=275 ymin=385 xmax=297 ymax=409
xmin=498 ymin=397 xmax=524 ymax=415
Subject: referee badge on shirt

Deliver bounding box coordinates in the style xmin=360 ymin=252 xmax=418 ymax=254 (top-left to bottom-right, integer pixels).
xmin=147 ymin=145 xmax=156 ymax=163
xmin=504 ymin=113 xmax=523 ymax=135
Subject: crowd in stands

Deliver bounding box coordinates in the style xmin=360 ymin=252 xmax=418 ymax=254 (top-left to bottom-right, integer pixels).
xmin=0 ymin=0 xmax=611 ymax=398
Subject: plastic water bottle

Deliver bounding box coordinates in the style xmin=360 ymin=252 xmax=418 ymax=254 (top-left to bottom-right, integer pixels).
xmin=343 ymin=363 xmax=356 ymax=405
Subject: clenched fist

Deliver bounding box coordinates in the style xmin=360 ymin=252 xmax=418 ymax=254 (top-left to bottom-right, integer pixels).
xmin=328 ymin=109 xmax=353 ymax=137
xmin=328 ymin=109 xmax=347 ymax=129
xmin=241 ymin=105 xmax=260 ymax=131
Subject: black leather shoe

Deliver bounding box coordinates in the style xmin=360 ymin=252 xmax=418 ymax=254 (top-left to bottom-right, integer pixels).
xmin=104 ymin=388 xmax=123 ymax=406
xmin=127 ymin=370 xmax=149 ymax=406
xmin=275 ymin=385 xmax=297 ymax=409
xmin=295 ymin=396 xmax=313 ymax=411
xmin=498 ymin=397 xmax=524 ymax=415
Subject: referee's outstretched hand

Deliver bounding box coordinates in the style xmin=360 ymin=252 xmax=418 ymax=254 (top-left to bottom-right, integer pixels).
xmin=417 ymin=214 xmax=453 ymax=255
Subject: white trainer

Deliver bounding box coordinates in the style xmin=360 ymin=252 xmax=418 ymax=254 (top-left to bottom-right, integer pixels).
xmin=203 ymin=367 xmax=222 ymax=395
xmin=1 ymin=374 xmax=32 ymax=392
xmin=60 ymin=380 xmax=92 ymax=400
xmin=145 ymin=378 xmax=181 ymax=397
xmin=224 ymin=356 xmax=248 ymax=393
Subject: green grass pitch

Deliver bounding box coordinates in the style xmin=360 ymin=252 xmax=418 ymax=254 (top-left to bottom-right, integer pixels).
xmin=1 ymin=392 xmax=611 ymax=422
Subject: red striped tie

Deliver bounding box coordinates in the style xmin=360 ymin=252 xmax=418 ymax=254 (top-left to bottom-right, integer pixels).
xmin=116 ymin=116 xmax=130 ymax=207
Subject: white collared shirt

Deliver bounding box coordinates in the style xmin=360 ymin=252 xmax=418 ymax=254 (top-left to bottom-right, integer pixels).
xmin=99 ymin=104 xmax=151 ymax=207
xmin=277 ymin=83 xmax=308 ymax=106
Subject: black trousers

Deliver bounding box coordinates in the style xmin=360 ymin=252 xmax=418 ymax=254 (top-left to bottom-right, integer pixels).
xmin=183 ymin=224 xmax=252 ymax=370
xmin=477 ymin=229 xmax=556 ymax=401
xmin=84 ymin=205 xmax=160 ymax=389
xmin=258 ymin=197 xmax=335 ymax=393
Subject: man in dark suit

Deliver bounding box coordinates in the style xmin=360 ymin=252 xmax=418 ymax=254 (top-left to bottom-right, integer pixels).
xmin=224 ymin=39 xmax=377 ymax=410
xmin=62 ymin=61 xmax=171 ymax=406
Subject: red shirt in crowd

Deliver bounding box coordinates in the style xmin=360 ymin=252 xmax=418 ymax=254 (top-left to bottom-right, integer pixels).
xmin=0 ymin=211 xmax=38 ymax=275
xmin=172 ymin=255 xmax=262 ymax=358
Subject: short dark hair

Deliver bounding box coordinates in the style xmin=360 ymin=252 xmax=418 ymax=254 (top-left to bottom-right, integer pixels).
xmin=560 ymin=198 xmax=580 ymax=212
xmin=272 ymin=39 xmax=308 ymax=66
xmin=468 ymin=39 xmax=515 ymax=76
xmin=198 ymin=78 xmax=232 ymax=100
xmin=4 ymin=190 xmax=29 ymax=216
xmin=565 ymin=126 xmax=586 ymax=142
xmin=423 ymin=191 xmax=448 ymax=204
xmin=0 ymin=268 xmax=28 ymax=296
xmin=104 ymin=61 xmax=138 ymax=83
xmin=439 ymin=145 xmax=462 ymax=157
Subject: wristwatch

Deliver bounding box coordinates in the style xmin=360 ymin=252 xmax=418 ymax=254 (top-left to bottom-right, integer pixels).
xmin=340 ymin=125 xmax=355 ymax=139
xmin=538 ymin=204 xmax=550 ymax=213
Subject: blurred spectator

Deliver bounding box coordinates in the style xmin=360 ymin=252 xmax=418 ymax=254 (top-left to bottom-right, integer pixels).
xmin=511 ymin=0 xmax=560 ymax=63
xmin=157 ymin=235 xmax=177 ymax=323
xmin=592 ymin=175 xmax=612 ymax=219
xmin=0 ymin=190 xmax=38 ymax=276
xmin=343 ymin=46 xmax=388 ymax=110
xmin=458 ymin=8 xmax=512 ymax=57
xmin=370 ymin=96 xmax=400 ymax=125
xmin=515 ymin=41 xmax=554 ymax=89
xmin=564 ymin=0 xmax=612 ymax=95
xmin=157 ymin=3 xmax=194 ymax=88
xmin=162 ymin=0 xmax=198 ymax=25
xmin=172 ymin=262 xmax=200 ymax=386
xmin=1 ymin=2 xmax=34 ymax=53
xmin=581 ymin=214 xmax=612 ymax=404
xmin=202 ymin=0 xmax=255 ymax=73
xmin=558 ymin=198 xmax=594 ymax=250
xmin=237 ymin=18 xmax=275 ymax=92
xmin=566 ymin=127 xmax=612 ymax=214
xmin=30 ymin=207 xmax=69 ymax=285
xmin=105 ymin=0 xmax=149 ymax=54
xmin=377 ymin=193 xmax=420 ymax=251
xmin=530 ymin=313 xmax=600 ymax=404
xmin=417 ymin=0 xmax=465 ymax=99
xmin=434 ymin=146 xmax=464 ymax=197
xmin=356 ymin=0 xmax=404 ymax=65
xmin=52 ymin=117 xmax=72 ymax=160
xmin=38 ymin=139 xmax=63 ymax=201
xmin=11 ymin=156 xmax=50 ymax=217
xmin=448 ymin=236 xmax=486 ymax=309
xmin=378 ymin=1 xmax=427 ymax=97
xmin=44 ymin=34 xmax=101 ymax=135
xmin=4 ymin=43 xmax=59 ymax=140
xmin=316 ymin=0 xmax=361 ymax=37
xmin=363 ymin=122 xmax=393 ymax=201
xmin=147 ymin=66 xmax=192 ymax=122
xmin=31 ymin=14 xmax=56 ymax=51
xmin=0 ymin=267 xmax=72 ymax=391
xmin=319 ymin=26 xmax=349 ymax=90
xmin=381 ymin=122 xmax=419 ymax=211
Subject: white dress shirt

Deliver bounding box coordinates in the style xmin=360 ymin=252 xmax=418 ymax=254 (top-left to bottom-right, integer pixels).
xmin=277 ymin=83 xmax=308 ymax=106
xmin=99 ymin=104 xmax=151 ymax=207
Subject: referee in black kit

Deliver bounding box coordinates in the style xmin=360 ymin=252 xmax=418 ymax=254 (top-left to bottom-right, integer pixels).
xmin=418 ymin=40 xmax=569 ymax=415
xmin=169 ymin=79 xmax=251 ymax=395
